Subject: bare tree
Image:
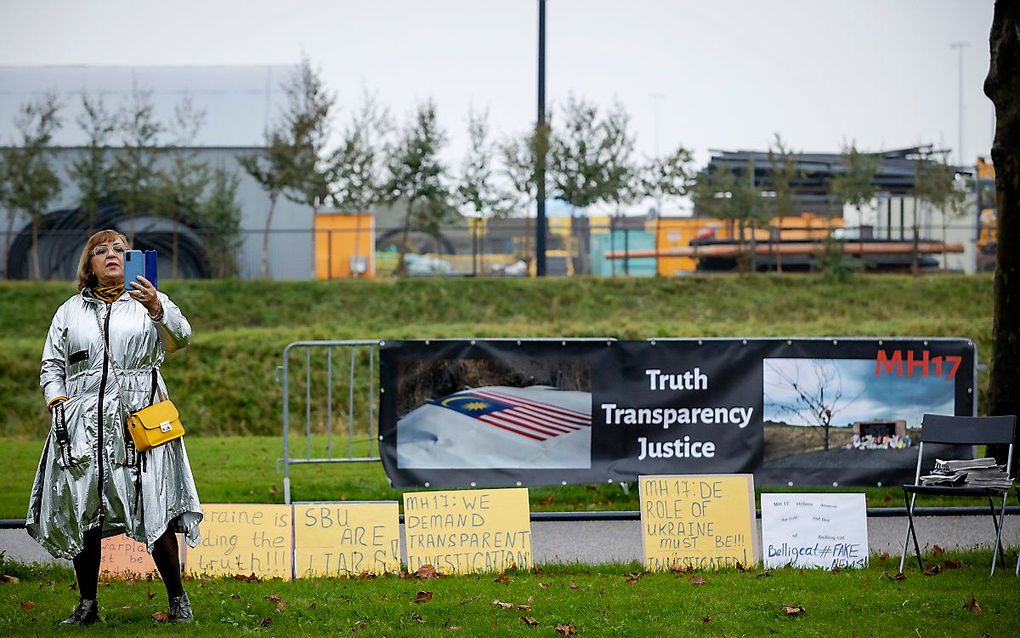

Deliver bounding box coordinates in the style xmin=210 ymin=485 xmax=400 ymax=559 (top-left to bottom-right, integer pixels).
xmin=69 ymin=92 xmax=117 ymax=235
xmin=111 ymin=84 xmax=163 ymax=244
xmin=240 ymin=57 xmax=335 ymax=278
xmin=458 ymin=108 xmax=513 ymax=275
xmin=764 ymin=360 xmax=864 ymax=451
xmin=155 ymin=96 xmax=209 ymax=277
xmin=498 ymin=127 xmax=543 ymax=261
xmin=379 ymin=99 xmax=455 ymax=276
xmin=767 ymin=133 xmax=800 ymax=272
xmin=326 ymin=91 xmax=390 ymax=211
xmin=0 ymin=91 xmax=62 ymax=280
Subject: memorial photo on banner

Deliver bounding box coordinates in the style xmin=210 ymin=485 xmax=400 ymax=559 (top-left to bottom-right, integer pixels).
xmin=761 ymin=354 xmax=962 ymax=484
xmin=395 ymin=357 xmax=592 ymax=469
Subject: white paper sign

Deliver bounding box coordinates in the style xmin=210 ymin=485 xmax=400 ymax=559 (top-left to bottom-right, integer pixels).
xmin=760 ymin=493 xmax=868 ymax=569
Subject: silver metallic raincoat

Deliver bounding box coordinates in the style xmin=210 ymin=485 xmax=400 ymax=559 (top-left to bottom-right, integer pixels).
xmin=27 ymin=288 xmax=203 ymax=560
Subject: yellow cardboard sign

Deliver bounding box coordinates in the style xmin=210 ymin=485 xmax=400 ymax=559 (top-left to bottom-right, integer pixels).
xmin=403 ymin=488 xmax=532 ymax=574
xmin=99 ymin=534 xmax=162 ymax=579
xmin=184 ymin=504 xmax=293 ymax=580
xmin=294 ymin=502 xmax=400 ymax=577
xmin=639 ymin=474 xmax=756 ymax=571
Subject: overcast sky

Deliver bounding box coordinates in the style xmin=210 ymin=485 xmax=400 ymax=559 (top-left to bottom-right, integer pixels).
xmin=0 ymin=0 xmax=995 ymax=193
xmin=763 ymin=358 xmax=955 ymax=428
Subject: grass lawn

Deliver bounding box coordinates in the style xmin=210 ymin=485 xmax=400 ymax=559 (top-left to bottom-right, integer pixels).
xmin=0 ymin=435 xmax=991 ymax=519
xmin=1 ymin=552 xmax=1018 ymax=637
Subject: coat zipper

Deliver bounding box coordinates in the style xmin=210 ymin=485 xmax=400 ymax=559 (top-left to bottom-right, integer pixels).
xmin=96 ymin=305 xmax=112 ymax=520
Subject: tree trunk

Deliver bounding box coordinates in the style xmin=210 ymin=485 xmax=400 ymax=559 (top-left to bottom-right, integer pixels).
xmin=984 ymin=0 xmax=1020 ymax=467
xmin=260 ymin=191 xmax=278 ymax=279
xmin=3 ymin=215 xmax=13 ymax=279
xmin=31 ymin=212 xmax=41 ymax=281
xmin=396 ymin=202 xmax=413 ymax=277
xmin=172 ymin=226 xmax=179 ymax=280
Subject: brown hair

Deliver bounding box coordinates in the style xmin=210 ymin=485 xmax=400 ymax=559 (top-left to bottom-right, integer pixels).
xmin=76 ymin=229 xmax=130 ymax=291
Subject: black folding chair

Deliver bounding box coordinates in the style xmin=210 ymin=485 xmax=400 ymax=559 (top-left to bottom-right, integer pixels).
xmin=899 ymin=413 xmax=1016 ymax=576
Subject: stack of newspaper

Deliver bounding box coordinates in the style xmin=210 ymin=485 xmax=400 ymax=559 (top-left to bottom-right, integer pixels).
xmin=920 ymin=457 xmax=1014 ymax=490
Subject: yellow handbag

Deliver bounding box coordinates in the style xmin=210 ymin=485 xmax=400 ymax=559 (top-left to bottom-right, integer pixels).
xmin=127 ymin=399 xmax=184 ymax=452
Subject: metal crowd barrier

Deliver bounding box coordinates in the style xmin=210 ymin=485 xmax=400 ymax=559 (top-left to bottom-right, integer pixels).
xmin=277 ymin=340 xmax=381 ymax=504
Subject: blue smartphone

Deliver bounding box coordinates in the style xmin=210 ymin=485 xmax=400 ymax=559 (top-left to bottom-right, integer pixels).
xmin=123 ymin=249 xmax=145 ymax=287
xmin=144 ymin=250 xmax=158 ymax=289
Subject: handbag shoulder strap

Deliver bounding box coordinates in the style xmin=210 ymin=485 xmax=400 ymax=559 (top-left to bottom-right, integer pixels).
xmin=93 ymin=304 xmax=161 ymax=408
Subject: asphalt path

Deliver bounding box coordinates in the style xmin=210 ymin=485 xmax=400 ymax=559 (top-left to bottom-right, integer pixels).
xmin=3 ymin=514 xmax=1018 ymax=569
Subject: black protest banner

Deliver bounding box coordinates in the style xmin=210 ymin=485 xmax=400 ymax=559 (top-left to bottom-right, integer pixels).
xmin=378 ymin=338 xmax=975 ymax=488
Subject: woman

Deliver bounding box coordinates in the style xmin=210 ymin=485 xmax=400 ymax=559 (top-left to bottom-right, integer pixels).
xmin=26 ymin=229 xmax=203 ymax=625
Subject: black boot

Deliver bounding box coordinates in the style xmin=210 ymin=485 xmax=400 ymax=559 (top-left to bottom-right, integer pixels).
xmin=168 ymin=591 xmax=193 ymax=623
xmin=59 ymin=598 xmax=99 ymax=625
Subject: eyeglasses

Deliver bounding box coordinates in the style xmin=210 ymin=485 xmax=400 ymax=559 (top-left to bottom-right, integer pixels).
xmin=91 ymin=244 xmax=126 ymax=257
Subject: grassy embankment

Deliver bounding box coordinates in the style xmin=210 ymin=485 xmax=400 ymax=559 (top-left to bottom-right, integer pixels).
xmin=0 ymin=275 xmax=996 ymax=516
xmin=1 ymin=550 xmax=1018 ymax=637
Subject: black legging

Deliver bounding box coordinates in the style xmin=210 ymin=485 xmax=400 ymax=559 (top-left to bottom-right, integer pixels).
xmin=72 ymin=521 xmax=183 ymax=600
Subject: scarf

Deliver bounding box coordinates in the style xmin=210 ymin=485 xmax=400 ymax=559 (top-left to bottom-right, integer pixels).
xmin=93 ymin=283 xmax=124 ymax=304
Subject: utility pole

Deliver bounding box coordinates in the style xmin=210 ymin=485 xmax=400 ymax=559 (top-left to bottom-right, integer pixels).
xmin=535 ymin=0 xmax=548 ymax=276
xmin=949 ymin=41 xmax=969 ymax=166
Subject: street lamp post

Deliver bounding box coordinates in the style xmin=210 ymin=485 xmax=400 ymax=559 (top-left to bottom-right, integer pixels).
xmin=535 ymin=0 xmax=547 ymax=276
xmin=949 ymin=41 xmax=969 ymax=167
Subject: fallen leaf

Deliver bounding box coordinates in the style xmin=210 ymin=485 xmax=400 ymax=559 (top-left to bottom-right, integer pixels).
xmin=352 ymin=620 xmax=368 ymax=631
xmin=276 ymin=601 xmax=288 ymax=612
xmin=783 ymin=606 xmax=805 ymax=617
xmin=69 ymin=581 xmax=78 ymax=591
xmin=121 ymin=604 xmax=132 ymax=609
xmin=151 ymin=611 xmax=170 ymax=623
xmin=260 ymin=616 xmax=273 ymax=628
xmin=756 ymin=571 xmax=772 ymax=579
xmin=266 ymin=593 xmax=282 ymax=602
xmin=669 ymin=564 xmax=690 ymax=575
xmin=416 ymin=565 xmax=440 ymax=580
xmin=701 ymin=616 xmax=712 ymax=624
xmin=539 ymin=582 xmax=550 ymax=589
xmin=965 ymin=595 xmax=982 ymax=613
xmin=531 ymin=565 xmax=543 ymax=575
xmin=521 ymin=616 xmax=539 ymax=627
xmin=147 ymin=589 xmax=157 ymax=601
xmin=414 ymin=591 xmax=434 ymax=604
xmin=944 ymin=560 xmax=963 ymax=569
xmin=1 ymin=575 xmax=19 ymax=584
xmin=233 ymin=573 xmax=259 ymax=582
xmin=931 ymin=545 xmax=945 ymax=556
xmin=735 ymin=562 xmax=747 ymax=572
xmin=230 ymin=593 xmax=241 ymax=601
xmin=689 ymin=576 xmax=706 ymax=586
xmin=493 ymin=600 xmax=513 ymax=610
xmin=880 ymin=551 xmax=891 ymax=561
xmin=20 ymin=601 xmax=35 ymax=611
xmin=124 ymin=578 xmax=137 ymax=587
xmin=569 ymin=581 xmax=578 ymax=590
xmin=554 ymin=624 xmax=577 ymax=635
xmin=625 ymin=576 xmax=640 ymax=585
xmin=923 ymin=565 xmax=943 ymax=576
xmin=542 ymin=494 xmax=555 ymax=505
xmin=495 ymin=572 xmax=512 ymax=585
xmin=412 ymin=613 xmax=424 ymax=624
xmin=358 ymin=571 xmax=376 ymax=580
xmin=516 ymin=604 xmax=532 ymax=611
xmin=884 ymin=571 xmax=907 ymax=581
xmin=831 ymin=565 xmax=842 ymax=574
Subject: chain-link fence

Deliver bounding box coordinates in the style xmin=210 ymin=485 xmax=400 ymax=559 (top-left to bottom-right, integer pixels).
xmin=0 ymin=216 xmax=996 ymax=281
